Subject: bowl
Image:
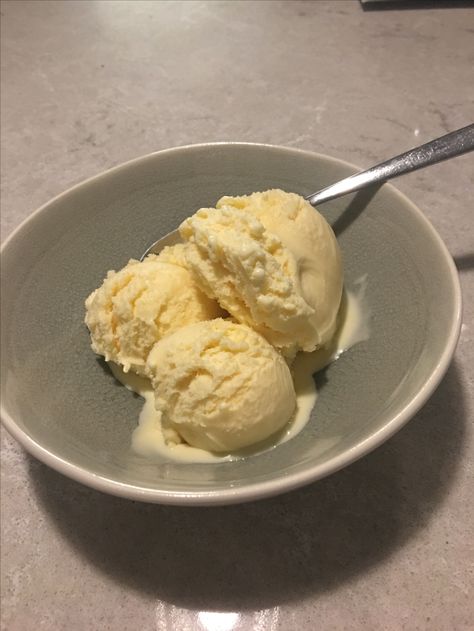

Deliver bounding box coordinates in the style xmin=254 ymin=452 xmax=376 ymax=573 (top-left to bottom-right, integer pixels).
xmin=0 ymin=143 xmax=461 ymax=505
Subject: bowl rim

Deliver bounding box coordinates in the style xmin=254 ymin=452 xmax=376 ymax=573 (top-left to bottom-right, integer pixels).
xmin=0 ymin=141 xmax=463 ymax=506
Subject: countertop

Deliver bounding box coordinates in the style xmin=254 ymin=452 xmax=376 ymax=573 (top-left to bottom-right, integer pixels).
xmin=1 ymin=1 xmax=473 ymax=629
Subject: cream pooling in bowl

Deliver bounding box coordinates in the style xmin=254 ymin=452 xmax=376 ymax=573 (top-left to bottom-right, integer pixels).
xmin=110 ymin=278 xmax=370 ymax=464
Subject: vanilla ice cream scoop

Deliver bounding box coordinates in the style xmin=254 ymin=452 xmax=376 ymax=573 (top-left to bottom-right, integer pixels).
xmin=180 ymin=207 xmax=316 ymax=353
xmin=218 ymin=189 xmax=343 ymax=349
xmin=85 ymin=256 xmax=222 ymax=376
xmin=179 ymin=190 xmax=342 ymax=353
xmin=146 ymin=319 xmax=296 ymax=452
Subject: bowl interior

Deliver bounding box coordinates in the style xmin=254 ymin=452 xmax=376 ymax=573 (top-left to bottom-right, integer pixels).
xmin=1 ymin=144 xmax=459 ymax=502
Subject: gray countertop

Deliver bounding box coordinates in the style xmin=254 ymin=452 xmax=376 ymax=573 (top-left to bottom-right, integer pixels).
xmin=1 ymin=1 xmax=473 ymax=629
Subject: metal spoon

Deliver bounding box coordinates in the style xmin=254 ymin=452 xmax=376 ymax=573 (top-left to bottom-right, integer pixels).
xmin=142 ymin=124 xmax=474 ymax=260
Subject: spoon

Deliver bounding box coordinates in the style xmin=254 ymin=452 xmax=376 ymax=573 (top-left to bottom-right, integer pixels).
xmin=142 ymin=124 xmax=474 ymax=260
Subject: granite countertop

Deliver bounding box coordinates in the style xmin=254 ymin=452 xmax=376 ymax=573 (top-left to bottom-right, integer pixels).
xmin=1 ymin=1 xmax=473 ymax=629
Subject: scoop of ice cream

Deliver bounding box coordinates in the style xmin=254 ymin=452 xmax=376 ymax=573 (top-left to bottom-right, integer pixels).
xmin=179 ymin=189 xmax=343 ymax=353
xmin=217 ymin=189 xmax=343 ymax=348
xmin=179 ymin=206 xmax=319 ymax=353
xmin=85 ymin=256 xmax=223 ymax=376
xmin=146 ymin=319 xmax=296 ymax=452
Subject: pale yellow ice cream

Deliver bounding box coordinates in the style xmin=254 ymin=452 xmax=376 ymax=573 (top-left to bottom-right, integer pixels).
xmin=85 ymin=188 xmax=344 ymax=457
xmin=179 ymin=190 xmax=342 ymax=353
xmin=145 ymin=319 xmax=296 ymax=452
xmin=156 ymin=242 xmax=189 ymax=268
xmin=180 ymin=207 xmax=313 ymax=353
xmin=218 ymin=189 xmax=343 ymax=348
xmin=85 ymin=255 xmax=223 ymax=376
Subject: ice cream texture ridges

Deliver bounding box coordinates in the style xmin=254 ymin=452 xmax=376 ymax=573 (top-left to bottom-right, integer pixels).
xmin=85 ymin=255 xmax=223 ymax=376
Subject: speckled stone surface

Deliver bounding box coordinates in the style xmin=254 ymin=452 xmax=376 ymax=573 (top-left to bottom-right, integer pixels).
xmin=1 ymin=1 xmax=473 ymax=630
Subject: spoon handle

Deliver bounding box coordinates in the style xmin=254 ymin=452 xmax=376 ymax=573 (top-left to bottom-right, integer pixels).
xmin=306 ymin=123 xmax=474 ymax=206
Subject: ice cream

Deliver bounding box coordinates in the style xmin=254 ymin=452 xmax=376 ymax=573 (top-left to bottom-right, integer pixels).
xmin=179 ymin=189 xmax=342 ymax=354
xmin=85 ymin=255 xmax=223 ymax=376
xmin=145 ymin=319 xmax=296 ymax=452
xmin=156 ymin=242 xmax=189 ymax=268
xmin=218 ymin=189 xmax=343 ymax=348
xmin=85 ymin=188 xmax=352 ymax=460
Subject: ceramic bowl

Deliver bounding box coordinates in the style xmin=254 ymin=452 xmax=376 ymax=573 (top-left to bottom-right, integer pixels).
xmin=0 ymin=143 xmax=461 ymax=505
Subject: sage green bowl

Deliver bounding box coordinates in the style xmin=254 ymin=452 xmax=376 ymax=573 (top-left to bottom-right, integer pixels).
xmin=0 ymin=143 xmax=461 ymax=506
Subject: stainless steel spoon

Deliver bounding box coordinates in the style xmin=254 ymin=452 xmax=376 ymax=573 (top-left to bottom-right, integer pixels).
xmin=142 ymin=124 xmax=474 ymax=260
